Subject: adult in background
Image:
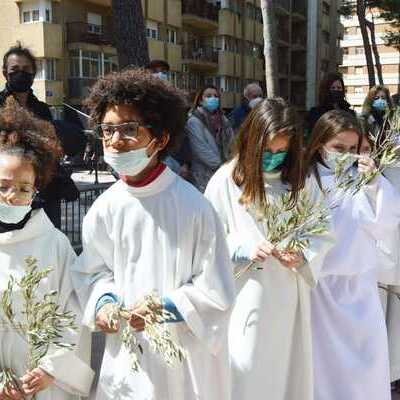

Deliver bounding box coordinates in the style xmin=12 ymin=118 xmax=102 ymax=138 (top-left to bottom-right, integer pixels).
xmin=361 ymin=85 xmax=394 ymax=137
xmin=0 ymin=43 xmax=79 ymax=228
xmin=186 ymin=85 xmax=234 ymax=192
xmin=147 ymin=59 xmax=170 ymax=81
xmin=305 ymin=72 xmax=355 ymax=134
xmin=229 ymin=82 xmax=263 ymax=132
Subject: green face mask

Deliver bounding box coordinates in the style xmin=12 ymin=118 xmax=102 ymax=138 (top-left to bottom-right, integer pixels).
xmin=262 ymin=151 xmax=288 ymax=172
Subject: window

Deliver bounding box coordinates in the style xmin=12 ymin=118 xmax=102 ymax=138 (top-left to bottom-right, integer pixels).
xmin=36 ymin=59 xmax=56 ymax=80
xmin=343 ymin=47 xmax=349 ymax=55
xmin=87 ymin=12 xmax=102 ymax=34
xmin=167 ymin=29 xmax=177 ymax=44
xmin=322 ymin=1 xmax=330 ymax=15
xmin=82 ymin=51 xmax=101 ymax=78
xmin=20 ymin=0 xmax=52 ymax=23
xmin=355 ymin=87 xmax=364 ymax=94
xmin=146 ymin=21 xmax=160 ymax=40
xmin=355 ymin=46 xmax=364 ymax=54
xmin=355 ymin=66 xmax=364 ymax=74
xmin=69 ymin=50 xmax=118 ymax=78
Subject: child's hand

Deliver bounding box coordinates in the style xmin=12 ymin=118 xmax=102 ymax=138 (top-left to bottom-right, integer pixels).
xmin=0 ymin=385 xmax=24 ymax=400
xmin=274 ymin=250 xmax=305 ymax=269
xmin=21 ymin=368 xmax=54 ymax=396
xmin=127 ymin=298 xmax=162 ymax=332
xmin=250 ymin=240 xmax=275 ymax=263
xmin=358 ymin=156 xmax=377 ymax=175
xmin=96 ymin=303 xmax=120 ymax=333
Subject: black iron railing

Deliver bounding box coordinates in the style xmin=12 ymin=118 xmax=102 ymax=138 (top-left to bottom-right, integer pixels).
xmin=67 ymin=22 xmax=114 ymax=46
xmin=61 ymin=183 xmax=112 ymax=251
xmin=182 ymin=45 xmax=219 ymax=63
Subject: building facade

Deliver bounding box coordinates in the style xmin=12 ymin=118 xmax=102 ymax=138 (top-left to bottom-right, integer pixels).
xmin=0 ymin=0 xmax=341 ymax=115
xmin=307 ymin=0 xmax=344 ymax=108
xmin=340 ymin=10 xmax=400 ymax=112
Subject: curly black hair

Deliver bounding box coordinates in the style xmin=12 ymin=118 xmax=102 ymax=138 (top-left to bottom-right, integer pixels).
xmin=0 ymin=97 xmax=62 ymax=188
xmin=84 ymin=68 xmax=188 ymax=158
xmin=3 ymin=42 xmax=37 ymax=75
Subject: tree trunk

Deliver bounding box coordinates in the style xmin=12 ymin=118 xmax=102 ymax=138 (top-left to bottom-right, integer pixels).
xmin=112 ymin=0 xmax=150 ymax=69
xmin=356 ymin=0 xmax=376 ymax=87
xmin=366 ymin=17 xmax=384 ymax=85
xmin=261 ymin=0 xmax=279 ymax=97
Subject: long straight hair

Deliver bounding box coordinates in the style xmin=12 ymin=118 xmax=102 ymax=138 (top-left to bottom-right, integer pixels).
xmin=232 ymin=98 xmax=304 ymax=209
xmin=303 ymin=109 xmax=363 ymax=188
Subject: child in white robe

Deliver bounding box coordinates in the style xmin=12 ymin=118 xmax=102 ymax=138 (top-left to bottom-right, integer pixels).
xmin=303 ymin=109 xmax=400 ymax=400
xmin=72 ymin=68 xmax=235 ymax=400
xmin=0 ymin=98 xmax=93 ymax=400
xmin=205 ymin=98 xmax=334 ymax=400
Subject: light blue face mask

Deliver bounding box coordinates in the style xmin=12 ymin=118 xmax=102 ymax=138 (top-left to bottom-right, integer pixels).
xmin=262 ymin=151 xmax=288 ymax=172
xmin=153 ymin=72 xmax=168 ymax=81
xmin=203 ymin=97 xmax=220 ymax=113
xmin=104 ymin=143 xmax=156 ymax=176
xmin=0 ymin=202 xmax=32 ymax=224
xmin=372 ymin=98 xmax=387 ymax=112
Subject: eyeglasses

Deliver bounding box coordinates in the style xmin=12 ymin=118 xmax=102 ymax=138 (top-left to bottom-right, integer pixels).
xmin=0 ymin=183 xmax=36 ymax=202
xmin=97 ymin=122 xmax=153 ymax=142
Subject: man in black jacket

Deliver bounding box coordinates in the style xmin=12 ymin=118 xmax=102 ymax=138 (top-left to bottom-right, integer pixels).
xmin=0 ymin=43 xmax=79 ymax=228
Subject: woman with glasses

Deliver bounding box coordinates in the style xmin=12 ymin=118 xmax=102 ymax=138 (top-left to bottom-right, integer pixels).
xmin=72 ymin=69 xmax=235 ymax=400
xmin=0 ymin=98 xmax=93 ymax=400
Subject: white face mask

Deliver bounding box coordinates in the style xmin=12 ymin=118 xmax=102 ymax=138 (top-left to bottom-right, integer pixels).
xmin=248 ymin=97 xmax=263 ymax=109
xmin=104 ymin=143 xmax=156 ymax=176
xmin=323 ymin=148 xmax=357 ymax=172
xmin=0 ymin=202 xmax=32 ymax=224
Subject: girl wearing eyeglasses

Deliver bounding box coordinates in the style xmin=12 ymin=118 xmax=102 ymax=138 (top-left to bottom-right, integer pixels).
xmin=0 ymin=98 xmax=93 ymax=400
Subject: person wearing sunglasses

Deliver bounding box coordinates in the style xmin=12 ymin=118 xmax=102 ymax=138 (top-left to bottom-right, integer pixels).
xmin=0 ymin=97 xmax=93 ymax=400
xmin=72 ymin=68 xmax=235 ymax=400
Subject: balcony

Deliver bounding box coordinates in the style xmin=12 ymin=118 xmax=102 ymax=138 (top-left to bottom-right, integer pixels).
xmin=14 ymin=22 xmax=62 ymax=58
xmin=182 ymin=45 xmax=218 ymax=71
xmin=182 ymin=0 xmax=219 ymax=31
xmin=68 ymin=78 xmax=97 ymax=99
xmin=67 ymin=22 xmax=114 ymax=46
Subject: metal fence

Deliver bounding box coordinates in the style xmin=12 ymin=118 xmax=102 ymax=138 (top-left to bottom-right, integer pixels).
xmin=61 ymin=183 xmax=112 ymax=252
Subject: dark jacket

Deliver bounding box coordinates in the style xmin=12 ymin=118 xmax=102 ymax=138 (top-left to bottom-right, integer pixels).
xmin=305 ymin=100 xmax=356 ymax=135
xmin=0 ymin=88 xmax=79 ymax=228
xmin=229 ymin=103 xmax=250 ymax=132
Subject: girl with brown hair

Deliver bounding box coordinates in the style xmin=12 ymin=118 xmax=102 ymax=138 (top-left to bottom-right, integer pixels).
xmin=205 ymin=98 xmax=334 ymax=400
xmin=303 ymin=109 xmax=400 ymax=400
xmin=361 ymin=85 xmax=394 ymax=137
xmin=186 ymin=85 xmax=234 ymax=191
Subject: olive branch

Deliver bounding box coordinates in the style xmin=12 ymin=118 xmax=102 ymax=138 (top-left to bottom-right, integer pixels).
xmin=106 ymin=294 xmax=186 ymax=373
xmin=0 ymin=257 xmax=77 ymax=397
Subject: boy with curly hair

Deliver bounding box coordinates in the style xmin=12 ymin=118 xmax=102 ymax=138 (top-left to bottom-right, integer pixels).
xmin=72 ymin=69 xmax=234 ymax=400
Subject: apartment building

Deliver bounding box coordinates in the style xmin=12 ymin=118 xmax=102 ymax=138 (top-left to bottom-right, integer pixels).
xmin=340 ymin=10 xmax=400 ymax=112
xmin=0 ymin=0 xmax=341 ymax=115
xmin=307 ymin=0 xmax=344 ymax=108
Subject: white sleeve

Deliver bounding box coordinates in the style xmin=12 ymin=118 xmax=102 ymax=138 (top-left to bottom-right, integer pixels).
xmin=71 ymin=203 xmax=118 ymax=330
xmin=166 ymin=203 xmax=236 ymax=355
xmin=40 ymin=233 xmax=94 ymax=397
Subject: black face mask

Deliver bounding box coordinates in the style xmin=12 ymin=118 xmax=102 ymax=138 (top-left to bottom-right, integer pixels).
xmin=329 ymin=90 xmax=345 ymax=103
xmin=7 ymin=70 xmax=34 ymax=93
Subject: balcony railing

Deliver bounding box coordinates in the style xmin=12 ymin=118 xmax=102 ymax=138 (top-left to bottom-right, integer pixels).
xmin=182 ymin=0 xmax=219 ymax=22
xmin=182 ymin=45 xmax=219 ymax=64
xmin=67 ymin=22 xmax=114 ymax=46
